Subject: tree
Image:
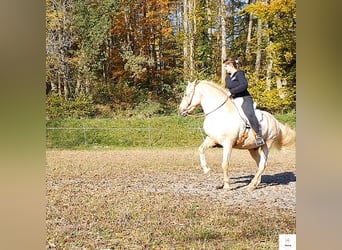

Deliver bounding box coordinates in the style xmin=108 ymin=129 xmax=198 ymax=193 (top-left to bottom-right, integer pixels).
xmin=245 ymin=0 xmax=296 ymax=112
xmin=46 ymin=0 xmax=73 ymax=99
xmin=46 ymin=0 xmax=296 ymax=117
xmin=245 ymin=0 xmax=255 ymax=57
xmin=71 ymin=0 xmax=119 ymax=95
xmin=245 ymin=0 xmax=296 ymax=85
xmin=220 ymin=0 xmax=227 ymax=84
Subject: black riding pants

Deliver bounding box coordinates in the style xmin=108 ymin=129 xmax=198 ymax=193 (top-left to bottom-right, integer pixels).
xmin=238 ymin=95 xmax=262 ymax=136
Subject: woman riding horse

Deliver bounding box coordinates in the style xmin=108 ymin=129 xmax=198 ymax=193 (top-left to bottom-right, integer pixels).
xmin=179 ymin=79 xmax=295 ymax=190
xmin=223 ymin=58 xmax=265 ymax=147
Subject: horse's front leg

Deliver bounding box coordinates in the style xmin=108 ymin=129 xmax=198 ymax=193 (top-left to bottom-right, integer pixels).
xmin=215 ymin=142 xmax=233 ymax=190
xmin=221 ymin=143 xmax=233 ymax=189
xmin=198 ymin=136 xmax=216 ymax=174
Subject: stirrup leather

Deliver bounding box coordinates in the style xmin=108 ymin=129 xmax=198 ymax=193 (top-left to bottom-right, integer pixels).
xmin=236 ymin=125 xmax=250 ymax=146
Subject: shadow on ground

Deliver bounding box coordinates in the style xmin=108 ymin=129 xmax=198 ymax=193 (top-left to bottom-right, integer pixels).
xmin=230 ymin=171 xmax=296 ymax=190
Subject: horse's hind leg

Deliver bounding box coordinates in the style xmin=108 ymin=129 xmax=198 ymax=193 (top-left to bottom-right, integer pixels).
xmin=247 ymin=145 xmax=269 ymax=190
xmin=198 ymin=136 xmax=216 ymax=174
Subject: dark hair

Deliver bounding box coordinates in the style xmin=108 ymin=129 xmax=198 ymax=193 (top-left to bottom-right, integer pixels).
xmin=223 ymin=58 xmax=239 ymax=69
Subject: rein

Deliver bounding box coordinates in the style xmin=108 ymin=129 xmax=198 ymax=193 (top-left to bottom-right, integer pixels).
xmin=185 ymin=81 xmax=230 ymax=117
xmin=205 ymin=95 xmax=229 ymax=116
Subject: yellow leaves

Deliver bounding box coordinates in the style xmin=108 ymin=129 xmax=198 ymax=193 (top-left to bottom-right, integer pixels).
xmin=146 ymin=10 xmax=155 ymax=19
xmin=161 ymin=26 xmax=173 ymax=37
xmin=245 ymin=0 xmax=295 ymax=22
xmin=271 ymin=0 xmax=296 ymax=12
xmin=244 ymin=2 xmax=268 ymax=20
xmin=46 ymin=6 xmax=66 ymax=30
xmin=284 ymin=52 xmax=293 ymax=63
xmin=68 ymin=56 xmax=81 ymax=67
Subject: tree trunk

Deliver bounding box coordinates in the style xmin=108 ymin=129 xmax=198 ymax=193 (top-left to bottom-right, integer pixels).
xmin=50 ymin=80 xmax=57 ymax=94
xmin=124 ymin=12 xmax=133 ymax=50
xmin=266 ymin=50 xmax=273 ymax=90
xmin=206 ymin=0 xmax=212 ymax=41
xmin=276 ymin=76 xmax=286 ymax=99
xmin=183 ymin=0 xmax=189 ymax=80
xmin=63 ymin=78 xmax=69 ymax=100
xmin=220 ymin=0 xmax=227 ymax=85
xmin=245 ymin=0 xmax=254 ymax=57
xmin=265 ymin=20 xmax=272 ymax=90
xmin=57 ymin=72 xmax=62 ymax=96
xmin=189 ymin=0 xmax=195 ymax=78
xmin=255 ymin=16 xmax=262 ymax=76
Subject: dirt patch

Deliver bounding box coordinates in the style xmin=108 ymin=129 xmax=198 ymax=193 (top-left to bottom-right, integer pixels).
xmin=46 ymin=146 xmax=295 ymax=248
xmin=47 ymin=146 xmax=295 ymax=211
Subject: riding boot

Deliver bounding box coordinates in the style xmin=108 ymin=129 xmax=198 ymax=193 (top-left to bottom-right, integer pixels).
xmin=255 ymin=125 xmax=265 ymax=147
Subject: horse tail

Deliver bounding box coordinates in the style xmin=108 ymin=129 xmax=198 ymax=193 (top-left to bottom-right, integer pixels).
xmin=274 ymin=121 xmax=296 ymax=149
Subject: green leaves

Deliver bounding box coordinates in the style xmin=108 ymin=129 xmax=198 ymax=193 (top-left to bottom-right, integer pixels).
xmin=46 ymin=0 xmax=296 ymax=116
xmin=46 ymin=94 xmax=96 ymax=119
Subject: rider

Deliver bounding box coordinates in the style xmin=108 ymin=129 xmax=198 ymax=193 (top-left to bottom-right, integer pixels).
xmin=223 ymin=58 xmax=265 ymax=147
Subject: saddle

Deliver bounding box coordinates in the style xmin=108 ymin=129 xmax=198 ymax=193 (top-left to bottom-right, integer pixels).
xmin=213 ymin=106 xmax=264 ymax=148
xmin=235 ymin=107 xmax=263 ymax=146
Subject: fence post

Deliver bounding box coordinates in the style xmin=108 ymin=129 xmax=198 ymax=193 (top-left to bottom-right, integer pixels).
xmin=148 ymin=123 xmax=152 ymax=147
xmin=82 ymin=123 xmax=87 ymax=145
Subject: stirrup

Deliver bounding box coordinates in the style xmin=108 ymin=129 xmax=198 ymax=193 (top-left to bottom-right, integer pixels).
xmin=256 ymin=136 xmax=265 ymax=147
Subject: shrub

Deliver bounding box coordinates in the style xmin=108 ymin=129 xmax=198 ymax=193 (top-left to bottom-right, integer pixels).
xmin=129 ymin=100 xmax=165 ymax=118
xmin=248 ymin=74 xmax=296 ymax=113
xmin=46 ymin=94 xmax=96 ymax=119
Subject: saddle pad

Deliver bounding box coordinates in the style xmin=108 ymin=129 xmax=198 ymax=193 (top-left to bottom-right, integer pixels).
xmin=241 ymin=109 xmax=263 ymax=125
xmin=255 ymin=109 xmax=263 ymax=123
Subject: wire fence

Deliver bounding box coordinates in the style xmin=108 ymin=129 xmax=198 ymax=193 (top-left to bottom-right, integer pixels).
xmin=46 ymin=126 xmax=206 ymax=148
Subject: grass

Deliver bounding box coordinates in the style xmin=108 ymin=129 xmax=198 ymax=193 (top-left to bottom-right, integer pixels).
xmin=46 ymin=113 xmax=295 ymax=149
xmin=274 ymin=113 xmax=296 ymax=128
xmin=47 ymin=182 xmax=295 ymax=249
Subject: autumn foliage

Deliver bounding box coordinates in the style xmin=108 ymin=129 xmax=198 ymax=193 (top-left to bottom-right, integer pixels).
xmin=46 ymin=0 xmax=296 ymax=118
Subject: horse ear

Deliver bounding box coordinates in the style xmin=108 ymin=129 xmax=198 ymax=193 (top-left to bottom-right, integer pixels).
xmin=187 ymin=80 xmax=191 ymax=85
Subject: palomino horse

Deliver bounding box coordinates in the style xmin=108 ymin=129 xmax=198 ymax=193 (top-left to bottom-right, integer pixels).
xmin=179 ymin=80 xmax=295 ymax=190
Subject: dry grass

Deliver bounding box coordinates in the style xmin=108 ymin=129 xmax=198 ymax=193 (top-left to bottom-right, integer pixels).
xmin=46 ymin=147 xmax=296 ymax=249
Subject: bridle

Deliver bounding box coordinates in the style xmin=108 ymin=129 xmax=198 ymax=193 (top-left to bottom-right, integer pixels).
xmin=181 ymin=80 xmax=230 ymax=117
xmin=182 ymin=80 xmax=199 ymax=115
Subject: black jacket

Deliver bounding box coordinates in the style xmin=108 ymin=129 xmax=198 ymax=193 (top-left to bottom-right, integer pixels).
xmin=225 ymin=70 xmax=251 ymax=98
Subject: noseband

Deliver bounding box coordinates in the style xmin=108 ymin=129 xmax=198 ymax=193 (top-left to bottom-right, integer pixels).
xmin=181 ymin=80 xmax=199 ymax=116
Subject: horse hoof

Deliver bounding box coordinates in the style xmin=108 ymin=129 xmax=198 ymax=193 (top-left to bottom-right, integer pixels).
xmin=216 ymin=184 xmax=230 ymax=190
xmin=203 ymin=167 xmax=210 ymax=174
xmin=247 ymin=184 xmax=257 ymax=191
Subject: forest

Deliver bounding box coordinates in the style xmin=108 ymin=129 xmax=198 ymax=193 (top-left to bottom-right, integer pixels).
xmin=46 ymin=0 xmax=296 ymax=119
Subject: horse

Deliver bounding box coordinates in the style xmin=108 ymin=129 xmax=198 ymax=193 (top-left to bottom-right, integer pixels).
xmin=178 ymin=79 xmax=295 ymax=190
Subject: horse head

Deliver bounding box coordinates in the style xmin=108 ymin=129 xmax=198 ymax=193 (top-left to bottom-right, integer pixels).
xmin=178 ymin=80 xmax=200 ymax=116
